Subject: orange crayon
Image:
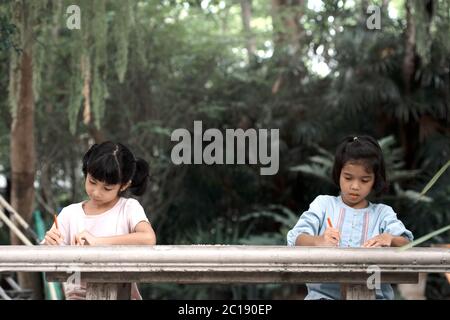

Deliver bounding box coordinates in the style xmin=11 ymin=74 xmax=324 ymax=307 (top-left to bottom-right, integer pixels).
xmin=327 ymin=217 xmax=333 ymax=228
xmin=53 ymin=214 xmax=59 ymax=230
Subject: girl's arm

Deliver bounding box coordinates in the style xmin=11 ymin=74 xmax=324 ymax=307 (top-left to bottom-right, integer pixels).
xmin=363 ymin=233 xmax=410 ymax=247
xmin=391 ymin=235 xmax=410 ymax=247
xmin=376 ymin=208 xmax=414 ymax=247
xmin=287 ymin=195 xmax=331 ymax=246
xmin=296 ymin=234 xmax=318 ymax=246
xmin=75 ymin=221 xmax=156 ymax=245
xmin=296 ymin=227 xmax=340 ymax=247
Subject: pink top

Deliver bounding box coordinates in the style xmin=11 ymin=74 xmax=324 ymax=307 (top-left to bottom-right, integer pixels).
xmin=57 ymin=197 xmax=149 ymax=245
xmin=56 ymin=197 xmax=150 ymax=299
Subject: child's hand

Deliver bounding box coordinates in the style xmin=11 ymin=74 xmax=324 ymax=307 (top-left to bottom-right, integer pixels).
xmin=363 ymin=233 xmax=393 ymax=247
xmin=74 ymin=230 xmax=96 ymax=246
xmin=44 ymin=227 xmax=64 ymax=245
xmin=319 ymin=227 xmax=340 ymax=247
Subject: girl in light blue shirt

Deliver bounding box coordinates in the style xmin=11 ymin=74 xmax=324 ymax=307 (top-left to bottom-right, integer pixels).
xmin=287 ymin=135 xmax=414 ymax=300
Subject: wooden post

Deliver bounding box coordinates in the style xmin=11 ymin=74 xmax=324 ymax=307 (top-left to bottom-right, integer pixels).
xmin=341 ymin=284 xmax=375 ymax=300
xmin=86 ymin=283 xmax=131 ymax=300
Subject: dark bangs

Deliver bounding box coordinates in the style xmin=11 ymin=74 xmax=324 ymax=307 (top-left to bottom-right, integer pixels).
xmin=342 ymin=145 xmax=379 ymax=174
xmin=85 ymin=154 xmax=122 ymax=186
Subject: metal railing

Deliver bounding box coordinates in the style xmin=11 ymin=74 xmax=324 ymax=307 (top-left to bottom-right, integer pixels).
xmin=0 ymin=245 xmax=449 ymax=300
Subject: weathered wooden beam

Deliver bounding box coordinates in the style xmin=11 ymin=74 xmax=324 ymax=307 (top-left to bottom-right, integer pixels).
xmin=45 ymin=271 xmax=419 ymax=284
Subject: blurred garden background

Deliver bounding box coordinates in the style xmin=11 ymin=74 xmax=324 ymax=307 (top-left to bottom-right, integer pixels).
xmin=0 ymin=0 xmax=449 ymax=299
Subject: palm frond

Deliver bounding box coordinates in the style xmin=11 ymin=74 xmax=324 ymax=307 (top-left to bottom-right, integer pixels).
xmin=420 ymin=159 xmax=450 ymax=197
xmin=399 ymin=224 xmax=450 ymax=251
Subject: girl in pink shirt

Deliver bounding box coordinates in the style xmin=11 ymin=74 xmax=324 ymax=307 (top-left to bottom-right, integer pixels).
xmin=43 ymin=141 xmax=156 ymax=299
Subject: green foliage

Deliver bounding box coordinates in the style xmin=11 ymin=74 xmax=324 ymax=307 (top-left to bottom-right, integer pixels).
xmin=290 ymin=145 xmax=334 ymax=184
xmin=91 ymin=0 xmax=108 ymax=129
xmin=0 ymin=0 xmax=448 ymax=300
xmin=399 ymin=159 xmax=450 ymax=250
xmin=239 ymin=205 xmax=299 ymax=245
xmin=420 ymin=160 xmax=450 ymax=197
xmin=0 ymin=13 xmax=18 ymax=52
xmin=112 ymin=0 xmax=131 ymax=83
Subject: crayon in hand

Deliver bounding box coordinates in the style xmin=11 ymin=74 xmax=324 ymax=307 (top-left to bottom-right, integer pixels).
xmin=327 ymin=217 xmax=333 ymax=228
xmin=53 ymin=214 xmax=59 ymax=230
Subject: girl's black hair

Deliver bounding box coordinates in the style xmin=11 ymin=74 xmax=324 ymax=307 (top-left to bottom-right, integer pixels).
xmin=332 ymin=135 xmax=388 ymax=196
xmin=82 ymin=141 xmax=149 ymax=196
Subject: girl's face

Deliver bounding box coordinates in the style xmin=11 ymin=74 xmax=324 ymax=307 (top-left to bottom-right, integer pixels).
xmin=339 ymin=161 xmax=375 ymax=209
xmin=85 ymin=173 xmax=122 ymax=206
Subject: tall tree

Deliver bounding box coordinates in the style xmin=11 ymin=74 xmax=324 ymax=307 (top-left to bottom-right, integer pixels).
xmin=240 ymin=0 xmax=256 ymax=59
xmin=8 ymin=0 xmax=42 ymax=298
xmin=271 ymin=0 xmax=304 ymax=53
xmin=270 ymin=0 xmax=305 ymax=94
xmin=398 ymin=0 xmax=417 ymax=169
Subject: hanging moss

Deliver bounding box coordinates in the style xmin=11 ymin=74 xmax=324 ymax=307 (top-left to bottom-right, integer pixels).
xmin=66 ymin=0 xmax=109 ymax=132
xmin=31 ymin=0 xmax=53 ymax=104
xmin=7 ymin=0 xmax=26 ymax=119
xmin=32 ymin=35 xmax=44 ymax=104
xmin=8 ymin=47 xmax=19 ymax=118
xmin=91 ymin=0 xmax=107 ymax=129
xmin=66 ymin=0 xmax=84 ymax=135
xmin=68 ymin=51 xmax=83 ymax=135
xmin=113 ymin=0 xmax=131 ymax=83
xmin=63 ymin=0 xmax=136 ymax=132
xmin=131 ymin=2 xmax=148 ymax=69
xmin=8 ymin=0 xmax=49 ymax=117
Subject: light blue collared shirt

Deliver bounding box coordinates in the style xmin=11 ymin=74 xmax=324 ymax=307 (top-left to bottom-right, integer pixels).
xmin=287 ymin=195 xmax=414 ymax=300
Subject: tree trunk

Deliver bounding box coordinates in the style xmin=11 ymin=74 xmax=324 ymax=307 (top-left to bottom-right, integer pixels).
xmin=399 ymin=0 xmax=418 ymax=169
xmin=382 ymin=0 xmax=391 ymax=11
xmin=9 ymin=0 xmax=42 ymax=299
xmin=271 ymin=0 xmax=304 ymax=53
xmin=270 ymin=0 xmax=305 ymax=94
xmin=240 ymin=0 xmax=256 ymax=59
xmin=403 ymin=0 xmax=416 ymax=96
